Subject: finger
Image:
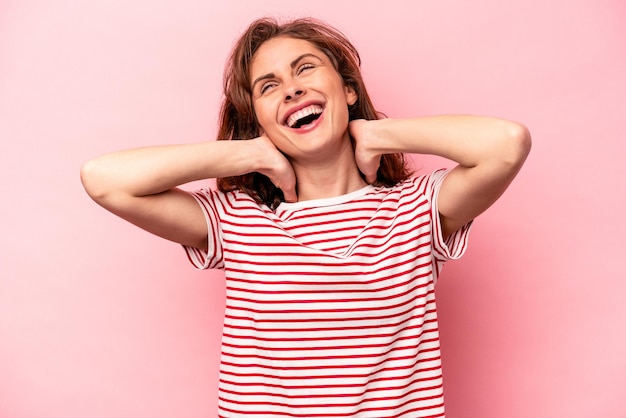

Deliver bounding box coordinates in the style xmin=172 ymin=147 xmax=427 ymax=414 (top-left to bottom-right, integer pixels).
xmin=366 ymin=172 xmax=378 ymax=184
xmin=359 ymin=160 xmax=380 ymax=184
xmin=281 ymin=186 xmax=298 ymax=203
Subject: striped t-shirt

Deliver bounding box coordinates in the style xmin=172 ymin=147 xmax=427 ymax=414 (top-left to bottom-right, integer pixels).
xmin=184 ymin=169 xmax=471 ymax=418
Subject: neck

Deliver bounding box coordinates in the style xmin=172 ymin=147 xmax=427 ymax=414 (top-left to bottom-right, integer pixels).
xmin=290 ymin=139 xmax=368 ymax=201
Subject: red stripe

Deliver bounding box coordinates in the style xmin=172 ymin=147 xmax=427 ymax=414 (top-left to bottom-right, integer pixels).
xmin=221 ymin=320 xmax=438 ymax=351
xmin=223 ymin=308 xmax=436 ymax=333
xmin=224 ymin=239 xmax=431 ymax=268
xmin=224 ymin=260 xmax=432 ymax=287
xmin=224 ymin=293 xmax=435 ymax=325
xmin=219 ymin=365 xmax=443 ymax=390
xmin=223 ymin=229 xmax=430 ymax=258
xmin=226 ymin=279 xmax=432 ymax=307
xmin=224 ymin=288 xmax=436 ymax=320
xmin=219 ymin=353 xmax=442 ymax=381
xmin=224 ymin=286 xmax=434 ymax=315
xmin=218 ymin=381 xmax=443 ymax=400
xmin=221 ymin=333 xmax=436 ymax=363
xmin=225 ymin=273 xmax=431 ymax=297
xmin=218 ymin=388 xmax=443 ymax=416
xmin=222 ymin=322 xmax=439 ymax=343
xmin=220 ymin=346 xmax=440 ymax=372
xmin=225 ymin=257 xmax=433 ymax=277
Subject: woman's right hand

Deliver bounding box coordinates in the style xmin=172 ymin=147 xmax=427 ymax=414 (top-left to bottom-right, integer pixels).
xmin=254 ymin=135 xmax=298 ymax=202
xmin=81 ymin=134 xmax=298 ymax=250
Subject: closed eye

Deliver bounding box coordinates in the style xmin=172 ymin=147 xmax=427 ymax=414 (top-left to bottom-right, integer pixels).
xmin=260 ymin=81 xmax=278 ymax=94
xmin=297 ymin=63 xmax=315 ymax=75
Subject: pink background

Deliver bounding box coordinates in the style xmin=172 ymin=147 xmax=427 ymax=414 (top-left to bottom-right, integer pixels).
xmin=1 ymin=0 xmax=625 ymax=417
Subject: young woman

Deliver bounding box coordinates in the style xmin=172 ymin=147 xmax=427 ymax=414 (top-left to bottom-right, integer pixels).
xmin=81 ymin=17 xmax=531 ymax=418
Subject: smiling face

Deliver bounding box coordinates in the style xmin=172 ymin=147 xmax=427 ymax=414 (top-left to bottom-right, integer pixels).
xmin=249 ymin=36 xmax=357 ymax=162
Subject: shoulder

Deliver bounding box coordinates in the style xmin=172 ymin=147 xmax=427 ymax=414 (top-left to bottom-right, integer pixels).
xmin=191 ymin=187 xmax=269 ymax=214
xmin=377 ymin=169 xmax=448 ymax=198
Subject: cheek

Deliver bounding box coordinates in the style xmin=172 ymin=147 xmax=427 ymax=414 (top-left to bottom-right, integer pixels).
xmin=253 ymin=100 xmax=275 ymax=125
xmin=251 ymin=105 xmax=269 ymax=133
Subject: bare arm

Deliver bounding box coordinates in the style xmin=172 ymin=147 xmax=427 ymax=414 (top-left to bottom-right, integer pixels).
xmin=349 ymin=115 xmax=532 ymax=238
xmin=80 ymin=136 xmax=296 ymax=250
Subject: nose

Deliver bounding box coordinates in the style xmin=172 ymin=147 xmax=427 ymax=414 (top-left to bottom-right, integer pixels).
xmin=284 ymin=85 xmax=304 ymax=101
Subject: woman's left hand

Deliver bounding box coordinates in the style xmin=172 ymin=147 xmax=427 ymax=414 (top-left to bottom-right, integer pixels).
xmin=349 ymin=119 xmax=381 ymax=184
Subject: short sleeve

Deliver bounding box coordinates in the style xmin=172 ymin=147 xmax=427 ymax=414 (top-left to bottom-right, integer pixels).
xmin=182 ymin=189 xmax=225 ymax=270
xmin=426 ymin=169 xmax=473 ymax=265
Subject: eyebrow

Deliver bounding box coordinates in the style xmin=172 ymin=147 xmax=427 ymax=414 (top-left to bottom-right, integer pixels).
xmin=251 ymin=53 xmax=322 ymax=92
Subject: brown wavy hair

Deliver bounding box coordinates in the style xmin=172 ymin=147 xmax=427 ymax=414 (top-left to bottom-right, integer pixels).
xmin=216 ymin=17 xmax=411 ymax=209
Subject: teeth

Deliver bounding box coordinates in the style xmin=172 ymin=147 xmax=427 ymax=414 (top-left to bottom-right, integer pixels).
xmin=286 ymin=105 xmax=323 ymax=128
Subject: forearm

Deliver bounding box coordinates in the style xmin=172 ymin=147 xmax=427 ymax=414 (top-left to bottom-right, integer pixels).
xmin=352 ymin=115 xmax=531 ymax=236
xmin=365 ymin=115 xmax=530 ymax=169
xmin=81 ymin=139 xmax=263 ymax=199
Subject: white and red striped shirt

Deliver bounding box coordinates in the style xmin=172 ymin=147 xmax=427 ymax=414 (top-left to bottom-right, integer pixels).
xmin=184 ymin=169 xmax=471 ymax=418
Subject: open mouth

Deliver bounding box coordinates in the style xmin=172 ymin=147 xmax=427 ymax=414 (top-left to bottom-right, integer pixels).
xmin=285 ymin=104 xmax=324 ymax=129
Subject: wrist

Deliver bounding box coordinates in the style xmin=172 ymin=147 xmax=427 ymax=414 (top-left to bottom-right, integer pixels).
xmin=249 ymin=136 xmax=275 ymax=172
xmin=363 ymin=118 xmax=399 ymax=154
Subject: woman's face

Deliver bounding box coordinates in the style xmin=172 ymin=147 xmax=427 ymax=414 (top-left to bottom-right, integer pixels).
xmin=249 ymin=36 xmax=357 ymax=162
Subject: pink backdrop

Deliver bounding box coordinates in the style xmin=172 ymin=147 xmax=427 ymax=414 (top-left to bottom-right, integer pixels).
xmin=1 ymin=0 xmax=625 ymax=417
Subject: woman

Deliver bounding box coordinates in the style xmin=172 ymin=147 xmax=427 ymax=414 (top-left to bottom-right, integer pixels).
xmin=81 ymin=17 xmax=531 ymax=418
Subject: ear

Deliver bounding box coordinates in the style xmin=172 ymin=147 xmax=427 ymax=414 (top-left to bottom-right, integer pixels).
xmin=344 ymin=85 xmax=357 ymax=106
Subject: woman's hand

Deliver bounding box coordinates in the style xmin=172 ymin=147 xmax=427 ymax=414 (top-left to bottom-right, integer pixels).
xmin=81 ymin=134 xmax=299 ymax=250
xmin=349 ymin=119 xmax=382 ymax=184
xmin=351 ymin=116 xmax=531 ymax=238
xmin=254 ymin=134 xmax=298 ymax=202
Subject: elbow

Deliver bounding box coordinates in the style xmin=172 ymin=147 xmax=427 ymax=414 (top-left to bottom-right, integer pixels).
xmin=501 ymin=121 xmax=532 ymax=169
xmin=80 ymin=159 xmax=109 ymax=202
xmin=513 ymin=122 xmax=532 ymax=155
